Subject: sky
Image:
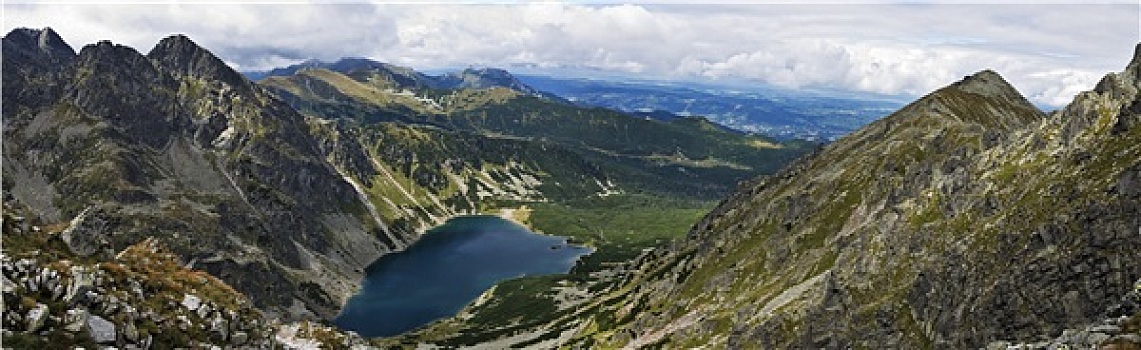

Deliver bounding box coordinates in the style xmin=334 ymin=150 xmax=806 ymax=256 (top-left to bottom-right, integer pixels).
xmin=4 ymin=2 xmax=1139 ymax=107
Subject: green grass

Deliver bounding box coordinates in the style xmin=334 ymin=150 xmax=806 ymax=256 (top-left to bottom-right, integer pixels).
xmin=528 ymin=194 xmax=715 ymax=272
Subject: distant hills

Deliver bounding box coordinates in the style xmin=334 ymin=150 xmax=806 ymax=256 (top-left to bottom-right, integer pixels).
xmin=251 ymin=56 xmax=814 ymax=199
xmin=246 ymin=58 xmax=563 ymax=101
xmin=248 ymin=58 xmax=908 ymax=142
xmin=516 ymin=73 xmax=906 ymax=141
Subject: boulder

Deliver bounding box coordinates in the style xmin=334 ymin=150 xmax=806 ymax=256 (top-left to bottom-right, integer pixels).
xmin=1 ymin=275 xmax=14 ymax=294
xmin=86 ymin=315 xmax=116 ymax=344
xmin=182 ymin=293 xmax=202 ymax=311
xmin=24 ymin=303 xmax=48 ymax=332
xmin=64 ymin=266 xmax=94 ymax=303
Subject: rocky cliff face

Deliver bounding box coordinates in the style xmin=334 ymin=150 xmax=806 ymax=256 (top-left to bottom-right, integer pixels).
xmin=571 ymin=44 xmax=1141 ymax=348
xmin=1 ymin=28 xmax=397 ymax=321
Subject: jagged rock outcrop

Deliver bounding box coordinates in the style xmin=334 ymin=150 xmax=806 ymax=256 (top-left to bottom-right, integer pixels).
xmin=570 ymin=44 xmax=1141 ymax=348
xmin=148 ymin=34 xmax=251 ymax=90
xmin=0 ymin=199 xmax=373 ymax=348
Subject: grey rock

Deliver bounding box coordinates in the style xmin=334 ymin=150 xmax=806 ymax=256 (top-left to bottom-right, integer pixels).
xmin=1087 ymin=332 xmax=1111 ymax=345
xmin=5 ymin=310 xmax=23 ymax=325
xmin=25 ymin=303 xmax=49 ymax=332
xmin=50 ymin=282 xmax=64 ymax=300
xmin=63 ymin=308 xmax=89 ymax=332
xmin=129 ymin=280 xmax=144 ymax=299
xmin=197 ymin=302 xmax=212 ymax=319
xmin=208 ymin=313 xmax=228 ymax=342
xmin=64 ymin=266 xmax=94 ymax=303
xmin=103 ymin=295 xmax=120 ymax=314
xmin=123 ymin=321 xmax=139 ymax=343
xmin=25 ymin=276 xmax=38 ymax=293
xmin=182 ymin=293 xmax=202 ymax=311
xmin=86 ymin=315 xmax=116 ymax=344
xmin=1 ymin=275 xmax=14 ymax=293
xmin=230 ymin=331 xmax=248 ymax=345
xmin=120 ymin=304 xmax=138 ymax=322
xmin=1059 ymin=328 xmax=1078 ymax=342
xmin=1089 ymin=324 xmax=1121 ymax=334
xmin=985 ymin=341 xmax=1010 ymax=350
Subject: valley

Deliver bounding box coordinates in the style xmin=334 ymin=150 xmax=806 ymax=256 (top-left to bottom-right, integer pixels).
xmin=1 ymin=28 xmax=814 ymax=348
xmin=2 ymin=14 xmax=1139 ymax=350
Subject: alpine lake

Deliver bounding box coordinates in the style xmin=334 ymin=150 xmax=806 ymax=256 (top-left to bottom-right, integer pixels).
xmin=333 ymin=215 xmax=593 ymax=337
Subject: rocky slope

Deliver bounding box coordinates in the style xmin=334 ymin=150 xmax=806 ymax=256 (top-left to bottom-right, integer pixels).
xmin=561 ymin=44 xmax=1141 ymax=347
xmin=1 ymin=28 xmax=402 ymax=321
xmin=0 ymin=199 xmax=371 ymax=348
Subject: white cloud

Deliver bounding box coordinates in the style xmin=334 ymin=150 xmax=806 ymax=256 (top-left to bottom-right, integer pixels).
xmin=4 ymin=2 xmax=1138 ymax=107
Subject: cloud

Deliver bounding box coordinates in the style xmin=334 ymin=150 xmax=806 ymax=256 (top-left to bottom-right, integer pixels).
xmin=4 ymin=2 xmax=1138 ymax=107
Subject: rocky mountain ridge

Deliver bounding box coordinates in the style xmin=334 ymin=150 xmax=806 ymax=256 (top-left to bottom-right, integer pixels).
xmin=8 ymin=25 xmax=1136 ymax=349
xmin=2 ymin=28 xmax=406 ymax=321
xmin=558 ymin=43 xmax=1141 ymax=348
xmin=259 ymin=60 xmax=813 ymax=199
xmin=247 ymin=58 xmax=551 ymax=99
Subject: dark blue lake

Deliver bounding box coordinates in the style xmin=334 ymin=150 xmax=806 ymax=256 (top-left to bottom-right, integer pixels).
xmin=333 ymin=215 xmax=592 ymax=337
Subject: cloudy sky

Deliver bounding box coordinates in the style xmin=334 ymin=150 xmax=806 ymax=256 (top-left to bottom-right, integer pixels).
xmin=4 ymin=2 xmax=1139 ymax=106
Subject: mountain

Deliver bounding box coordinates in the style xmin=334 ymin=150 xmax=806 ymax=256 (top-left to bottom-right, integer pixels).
xmin=245 ymin=58 xmax=432 ymax=89
xmin=247 ymin=58 xmax=560 ymax=99
xmin=256 ymin=59 xmax=814 ymax=199
xmin=1 ymin=29 xmax=408 ymax=321
xmin=551 ymin=45 xmax=1141 ymax=348
xmin=11 ymin=26 xmax=1134 ymax=350
xmin=434 ymin=67 xmax=543 ymax=96
xmin=2 ymin=28 xmax=816 ymax=348
xmin=375 ymin=45 xmax=1141 ymax=348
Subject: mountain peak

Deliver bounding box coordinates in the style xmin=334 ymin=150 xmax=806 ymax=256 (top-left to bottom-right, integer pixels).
xmin=147 ymin=34 xmax=248 ymax=88
xmin=950 ymin=69 xmax=1023 ymax=100
xmin=892 ymin=69 xmax=1044 ymax=130
xmin=1126 ymin=42 xmax=1141 ymax=82
xmin=443 ymin=66 xmax=540 ymax=95
xmin=1131 ymin=42 xmax=1141 ymax=68
xmin=2 ymin=27 xmax=76 ymax=64
xmin=75 ymin=39 xmax=152 ymax=72
xmin=35 ymin=27 xmax=75 ymax=58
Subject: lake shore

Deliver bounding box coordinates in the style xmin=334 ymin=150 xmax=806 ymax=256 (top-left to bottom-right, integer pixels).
xmin=495 ymin=205 xmax=534 ymax=231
